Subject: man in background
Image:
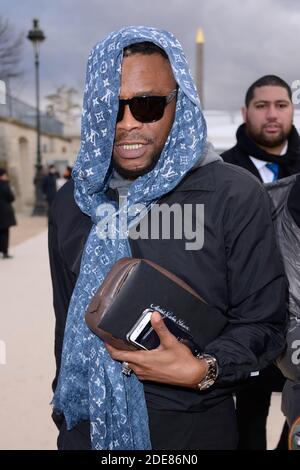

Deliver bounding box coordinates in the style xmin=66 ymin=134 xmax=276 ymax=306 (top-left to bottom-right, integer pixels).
xmin=222 ymin=75 xmax=300 ymax=183
xmin=42 ymin=164 xmax=58 ymax=214
xmin=222 ymin=75 xmax=300 ymax=449
xmin=0 ymin=168 xmax=16 ymax=259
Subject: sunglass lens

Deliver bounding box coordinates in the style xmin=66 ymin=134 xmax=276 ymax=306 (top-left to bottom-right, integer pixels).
xmin=116 ymin=96 xmax=167 ymax=123
xmin=131 ymin=96 xmax=165 ymax=123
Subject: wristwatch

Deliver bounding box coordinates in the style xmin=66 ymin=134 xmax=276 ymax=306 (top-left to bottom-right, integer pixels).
xmin=196 ymin=353 xmax=219 ymax=390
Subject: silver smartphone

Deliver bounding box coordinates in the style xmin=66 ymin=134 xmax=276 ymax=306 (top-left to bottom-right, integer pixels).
xmin=126 ymin=308 xmax=157 ymax=350
xmin=126 ymin=307 xmax=200 ymax=353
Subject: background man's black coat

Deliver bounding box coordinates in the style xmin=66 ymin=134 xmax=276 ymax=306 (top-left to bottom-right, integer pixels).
xmin=0 ymin=180 xmax=16 ymax=230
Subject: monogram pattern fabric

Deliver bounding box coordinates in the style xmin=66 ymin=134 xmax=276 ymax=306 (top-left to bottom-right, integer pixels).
xmin=52 ymin=26 xmax=207 ymax=450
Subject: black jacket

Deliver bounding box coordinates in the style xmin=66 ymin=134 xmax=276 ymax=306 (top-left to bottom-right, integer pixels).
xmin=49 ymin=161 xmax=287 ymax=415
xmin=0 ymin=180 xmax=16 ymax=230
xmin=287 ymin=174 xmax=300 ymax=227
xmin=222 ymin=124 xmax=300 ymax=181
xmin=265 ymin=175 xmax=300 ymax=425
xmin=42 ymin=174 xmax=57 ymax=204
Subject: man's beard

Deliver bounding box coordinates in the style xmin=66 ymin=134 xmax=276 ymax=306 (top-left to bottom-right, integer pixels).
xmin=112 ymin=152 xmax=161 ymax=179
xmin=247 ymin=122 xmax=291 ymax=150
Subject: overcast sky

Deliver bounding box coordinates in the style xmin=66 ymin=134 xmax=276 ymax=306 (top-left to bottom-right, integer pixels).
xmin=2 ymin=0 xmax=300 ymax=110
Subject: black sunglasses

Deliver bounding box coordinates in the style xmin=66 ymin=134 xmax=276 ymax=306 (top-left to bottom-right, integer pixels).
xmin=117 ymin=89 xmax=177 ymax=123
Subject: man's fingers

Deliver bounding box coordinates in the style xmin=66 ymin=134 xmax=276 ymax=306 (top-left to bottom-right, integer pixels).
xmin=106 ymin=311 xmax=178 ymax=364
xmin=105 ymin=343 xmax=141 ymax=364
xmin=150 ymin=311 xmax=176 ymax=348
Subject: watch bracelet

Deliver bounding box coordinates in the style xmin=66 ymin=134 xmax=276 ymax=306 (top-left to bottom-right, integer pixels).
xmin=196 ymin=353 xmax=219 ymax=390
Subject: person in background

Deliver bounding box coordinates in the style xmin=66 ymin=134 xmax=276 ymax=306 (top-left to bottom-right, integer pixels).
xmin=266 ymin=174 xmax=300 ymax=450
xmin=222 ymin=75 xmax=300 ymax=183
xmin=42 ymin=164 xmax=58 ymax=213
xmin=222 ymin=75 xmax=300 ymax=449
xmin=0 ymin=168 xmax=16 ymax=259
xmin=55 ymin=166 xmax=73 ymax=191
xmin=63 ymin=166 xmax=72 ymax=180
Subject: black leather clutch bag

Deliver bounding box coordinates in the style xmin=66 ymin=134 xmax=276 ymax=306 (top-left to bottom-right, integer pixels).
xmin=85 ymin=258 xmax=228 ymax=351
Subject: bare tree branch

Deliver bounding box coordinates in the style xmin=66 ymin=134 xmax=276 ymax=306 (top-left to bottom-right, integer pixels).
xmin=0 ymin=16 xmax=24 ymax=81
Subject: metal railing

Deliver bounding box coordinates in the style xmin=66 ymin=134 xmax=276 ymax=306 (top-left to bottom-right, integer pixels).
xmin=0 ymin=94 xmax=64 ymax=136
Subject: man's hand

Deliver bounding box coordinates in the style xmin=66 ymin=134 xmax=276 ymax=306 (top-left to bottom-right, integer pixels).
xmin=105 ymin=311 xmax=208 ymax=389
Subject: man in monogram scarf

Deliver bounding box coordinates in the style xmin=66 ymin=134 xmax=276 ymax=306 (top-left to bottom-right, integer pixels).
xmin=49 ymin=29 xmax=287 ymax=451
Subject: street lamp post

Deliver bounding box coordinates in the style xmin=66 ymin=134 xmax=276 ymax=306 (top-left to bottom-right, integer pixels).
xmin=27 ymin=18 xmax=46 ymax=216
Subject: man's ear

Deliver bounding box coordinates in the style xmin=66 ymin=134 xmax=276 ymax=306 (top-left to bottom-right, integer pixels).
xmin=241 ymin=106 xmax=247 ymax=123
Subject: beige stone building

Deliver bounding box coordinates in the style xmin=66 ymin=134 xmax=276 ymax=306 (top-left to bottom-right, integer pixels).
xmin=0 ymin=95 xmax=80 ymax=211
